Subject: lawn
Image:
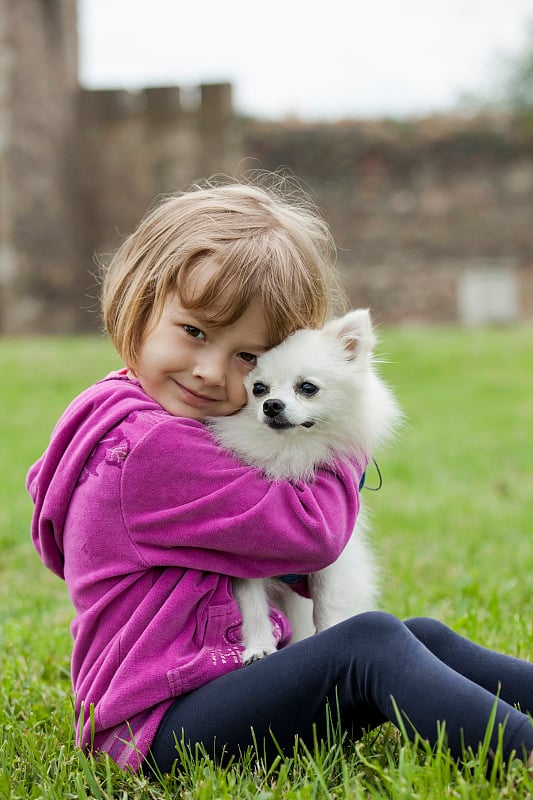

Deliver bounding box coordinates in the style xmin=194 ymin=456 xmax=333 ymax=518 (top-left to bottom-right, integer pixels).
xmin=1 ymin=326 xmax=533 ymax=798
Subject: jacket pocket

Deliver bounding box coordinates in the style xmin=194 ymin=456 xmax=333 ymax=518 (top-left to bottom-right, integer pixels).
xmin=167 ymin=603 xmax=243 ymax=696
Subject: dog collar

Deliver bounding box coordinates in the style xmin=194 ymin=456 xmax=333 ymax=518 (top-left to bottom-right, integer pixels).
xmin=278 ymin=574 xmax=301 ymax=584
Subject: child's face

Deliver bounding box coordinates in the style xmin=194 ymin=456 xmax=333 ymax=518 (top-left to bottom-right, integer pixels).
xmin=129 ymin=261 xmax=270 ymax=419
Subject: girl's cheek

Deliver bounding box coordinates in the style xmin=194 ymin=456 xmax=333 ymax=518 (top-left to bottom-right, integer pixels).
xmin=233 ymin=370 xmax=249 ymax=405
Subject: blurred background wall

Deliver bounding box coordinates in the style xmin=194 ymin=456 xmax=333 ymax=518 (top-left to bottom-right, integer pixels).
xmin=1 ymin=0 xmax=532 ymax=333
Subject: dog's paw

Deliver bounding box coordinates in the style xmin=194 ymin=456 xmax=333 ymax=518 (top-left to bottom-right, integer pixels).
xmin=242 ymin=645 xmax=276 ymax=666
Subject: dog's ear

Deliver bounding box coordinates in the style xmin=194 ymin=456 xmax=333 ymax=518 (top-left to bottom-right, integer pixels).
xmin=324 ymin=309 xmax=376 ymax=362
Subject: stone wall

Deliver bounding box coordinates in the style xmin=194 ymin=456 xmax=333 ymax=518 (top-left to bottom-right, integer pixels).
xmin=75 ymin=109 xmax=533 ymax=328
xmin=241 ymin=116 xmax=533 ymax=323
xmin=1 ymin=0 xmax=532 ymax=332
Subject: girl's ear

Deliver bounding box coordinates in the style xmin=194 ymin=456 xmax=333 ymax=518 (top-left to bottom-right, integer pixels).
xmin=324 ymin=309 xmax=376 ymax=362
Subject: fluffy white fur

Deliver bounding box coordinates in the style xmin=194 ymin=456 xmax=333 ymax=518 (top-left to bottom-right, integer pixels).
xmin=208 ymin=308 xmax=402 ymax=664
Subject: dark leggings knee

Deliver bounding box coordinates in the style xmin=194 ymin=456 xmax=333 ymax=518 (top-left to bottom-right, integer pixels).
xmin=405 ymin=616 xmax=452 ymax=650
xmin=336 ymin=611 xmax=411 ymax=652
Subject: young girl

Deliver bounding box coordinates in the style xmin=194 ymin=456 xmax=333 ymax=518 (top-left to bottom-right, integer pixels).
xmin=27 ymin=179 xmax=533 ymax=776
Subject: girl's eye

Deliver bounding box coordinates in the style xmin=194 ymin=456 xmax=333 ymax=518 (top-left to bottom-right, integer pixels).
xmin=298 ymin=382 xmax=319 ymax=397
xmin=183 ymin=325 xmax=206 ymax=340
xmin=238 ymin=352 xmax=258 ymax=366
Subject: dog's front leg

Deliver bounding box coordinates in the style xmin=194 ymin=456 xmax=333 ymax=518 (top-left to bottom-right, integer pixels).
xmin=308 ymin=570 xmax=331 ymax=632
xmin=309 ymin=526 xmax=379 ymax=632
xmin=233 ymin=578 xmax=277 ymax=665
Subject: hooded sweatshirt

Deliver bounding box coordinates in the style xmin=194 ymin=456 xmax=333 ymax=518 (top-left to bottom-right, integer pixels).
xmin=27 ymin=371 xmax=363 ymax=770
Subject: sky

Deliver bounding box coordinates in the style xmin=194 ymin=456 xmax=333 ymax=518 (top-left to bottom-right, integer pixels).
xmin=78 ymin=0 xmax=533 ymax=121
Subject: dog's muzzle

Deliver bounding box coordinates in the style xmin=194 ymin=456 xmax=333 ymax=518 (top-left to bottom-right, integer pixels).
xmin=262 ymin=399 xmax=294 ymax=430
xmin=262 ymin=399 xmax=315 ymax=430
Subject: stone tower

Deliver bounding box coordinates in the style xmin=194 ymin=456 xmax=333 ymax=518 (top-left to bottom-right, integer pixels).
xmin=0 ymin=0 xmax=88 ymax=333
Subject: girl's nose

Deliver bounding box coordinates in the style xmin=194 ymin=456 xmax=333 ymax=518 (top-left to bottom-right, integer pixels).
xmin=192 ymin=349 xmax=227 ymax=386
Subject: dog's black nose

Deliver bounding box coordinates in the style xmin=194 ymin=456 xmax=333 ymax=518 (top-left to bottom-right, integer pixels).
xmin=263 ymin=399 xmax=285 ymax=418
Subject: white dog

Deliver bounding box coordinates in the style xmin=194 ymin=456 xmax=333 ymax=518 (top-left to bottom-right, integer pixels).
xmin=208 ymin=309 xmax=401 ymax=664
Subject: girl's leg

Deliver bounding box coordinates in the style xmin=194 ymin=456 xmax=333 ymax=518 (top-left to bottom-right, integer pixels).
xmin=147 ymin=612 xmax=533 ymax=774
xmin=406 ymin=616 xmax=533 ymax=711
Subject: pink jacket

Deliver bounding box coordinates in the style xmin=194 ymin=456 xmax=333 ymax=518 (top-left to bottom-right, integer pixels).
xmin=27 ymin=372 xmax=364 ymax=769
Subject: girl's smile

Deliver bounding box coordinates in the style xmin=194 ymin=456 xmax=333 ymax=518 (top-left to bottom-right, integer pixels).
xmin=172 ymin=378 xmax=222 ymax=406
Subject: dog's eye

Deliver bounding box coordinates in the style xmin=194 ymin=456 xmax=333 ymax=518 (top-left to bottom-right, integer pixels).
xmin=298 ymin=382 xmax=319 ymax=397
xmin=253 ymin=382 xmax=269 ymax=397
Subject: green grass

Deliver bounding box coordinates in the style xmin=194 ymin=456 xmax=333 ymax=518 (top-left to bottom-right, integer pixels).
xmin=1 ymin=327 xmax=533 ymax=798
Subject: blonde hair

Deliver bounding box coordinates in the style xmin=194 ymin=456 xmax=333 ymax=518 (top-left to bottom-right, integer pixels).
xmin=101 ymin=176 xmax=346 ymax=367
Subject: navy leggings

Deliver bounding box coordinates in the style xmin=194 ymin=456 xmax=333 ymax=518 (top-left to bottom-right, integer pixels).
xmin=148 ymin=612 xmax=533 ymax=773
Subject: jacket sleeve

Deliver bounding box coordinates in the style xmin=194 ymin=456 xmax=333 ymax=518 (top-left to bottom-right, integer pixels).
xmin=120 ymin=417 xmax=364 ymax=578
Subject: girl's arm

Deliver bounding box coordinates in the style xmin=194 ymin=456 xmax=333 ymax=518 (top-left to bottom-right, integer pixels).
xmin=121 ymin=417 xmax=364 ymax=578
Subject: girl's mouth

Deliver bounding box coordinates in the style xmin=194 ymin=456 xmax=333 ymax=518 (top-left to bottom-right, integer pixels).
xmin=174 ymin=380 xmax=221 ymax=406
